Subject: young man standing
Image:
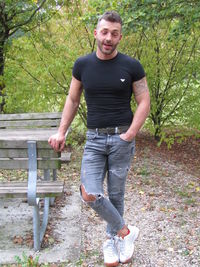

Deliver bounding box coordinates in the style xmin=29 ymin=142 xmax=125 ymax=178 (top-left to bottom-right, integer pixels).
xmin=49 ymin=11 xmax=150 ymax=266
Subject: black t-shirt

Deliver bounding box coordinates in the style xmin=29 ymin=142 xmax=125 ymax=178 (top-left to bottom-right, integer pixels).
xmin=72 ymin=52 xmax=145 ymax=128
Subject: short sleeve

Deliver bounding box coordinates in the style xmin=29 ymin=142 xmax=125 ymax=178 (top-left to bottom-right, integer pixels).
xmin=72 ymin=58 xmax=82 ymax=81
xmin=132 ymin=60 xmax=146 ymax=82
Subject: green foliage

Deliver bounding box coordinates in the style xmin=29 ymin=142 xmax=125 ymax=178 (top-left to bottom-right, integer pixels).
xmin=0 ymin=0 xmax=63 ymax=39
xmin=82 ymin=0 xmax=200 ymax=34
xmin=0 ymin=0 xmax=66 ymax=112
xmin=4 ymin=7 xmax=89 ymax=114
xmin=143 ymin=25 xmax=199 ymax=139
xmin=67 ymin=114 xmax=87 ymax=148
xmin=122 ymin=0 xmax=200 ymax=35
xmin=14 ymin=252 xmax=39 ymax=267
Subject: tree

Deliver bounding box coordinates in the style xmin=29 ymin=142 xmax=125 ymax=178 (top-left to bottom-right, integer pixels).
xmin=4 ymin=1 xmax=92 ymax=125
xmin=0 ymin=0 xmax=62 ymax=113
xmin=121 ymin=0 xmax=200 ymax=140
xmin=142 ymin=26 xmax=199 ymax=140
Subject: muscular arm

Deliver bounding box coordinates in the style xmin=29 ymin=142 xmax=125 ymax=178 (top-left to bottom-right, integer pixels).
xmin=48 ymin=76 xmax=83 ymax=151
xmin=120 ymin=77 xmax=150 ymax=141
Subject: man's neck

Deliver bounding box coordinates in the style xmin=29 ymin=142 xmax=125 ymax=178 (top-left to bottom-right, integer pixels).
xmin=96 ymin=50 xmax=118 ymax=60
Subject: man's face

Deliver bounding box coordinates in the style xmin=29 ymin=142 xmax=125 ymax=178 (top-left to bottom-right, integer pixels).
xmin=94 ymin=19 xmax=122 ymax=56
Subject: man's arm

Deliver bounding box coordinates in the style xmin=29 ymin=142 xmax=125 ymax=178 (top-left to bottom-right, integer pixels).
xmin=120 ymin=77 xmax=150 ymax=141
xmin=48 ymin=76 xmax=83 ymax=151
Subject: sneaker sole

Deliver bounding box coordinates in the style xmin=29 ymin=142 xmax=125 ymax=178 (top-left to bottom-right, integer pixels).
xmin=104 ymin=261 xmax=119 ymax=267
xmin=120 ymin=256 xmax=133 ymax=264
xmin=120 ymin=245 xmax=134 ymax=265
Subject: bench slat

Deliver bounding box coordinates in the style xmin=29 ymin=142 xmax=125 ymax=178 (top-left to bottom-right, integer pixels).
xmin=0 ymin=148 xmax=60 ymax=158
xmin=0 ymin=159 xmax=61 ymax=169
xmin=0 ymin=112 xmax=62 ymax=121
xmin=0 ymin=181 xmax=64 ymax=198
xmin=0 ymin=181 xmax=63 ymax=187
xmin=0 ymin=129 xmax=58 ymax=142
xmin=0 ymin=140 xmax=53 ymax=149
xmin=0 ymin=119 xmax=60 ymax=128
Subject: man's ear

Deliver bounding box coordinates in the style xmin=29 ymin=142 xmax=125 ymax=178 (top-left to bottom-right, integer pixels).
xmin=94 ymin=29 xmax=97 ymax=38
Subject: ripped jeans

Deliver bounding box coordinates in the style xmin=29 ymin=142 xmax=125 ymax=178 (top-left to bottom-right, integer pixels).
xmin=80 ymin=130 xmax=135 ymax=237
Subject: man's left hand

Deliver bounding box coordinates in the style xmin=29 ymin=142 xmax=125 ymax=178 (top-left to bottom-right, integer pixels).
xmin=119 ymin=132 xmax=135 ymax=142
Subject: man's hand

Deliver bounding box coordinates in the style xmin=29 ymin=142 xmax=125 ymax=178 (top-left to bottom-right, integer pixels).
xmin=48 ymin=133 xmax=66 ymax=152
xmin=120 ymin=131 xmax=135 ymax=142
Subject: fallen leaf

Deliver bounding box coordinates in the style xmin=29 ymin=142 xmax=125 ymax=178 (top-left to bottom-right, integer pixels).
xmin=139 ymin=190 xmax=145 ymax=195
xmin=168 ymin=247 xmax=174 ymax=252
xmin=13 ymin=235 xmax=24 ymax=245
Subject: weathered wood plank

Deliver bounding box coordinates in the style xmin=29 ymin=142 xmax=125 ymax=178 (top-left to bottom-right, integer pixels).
xmin=0 ymin=148 xmax=60 ymax=158
xmin=0 ymin=181 xmax=64 ymax=187
xmin=0 ymin=140 xmax=52 ymax=149
xmin=0 ymin=181 xmax=64 ymax=198
xmin=0 ymin=129 xmax=58 ymax=142
xmin=0 ymin=159 xmax=61 ymax=169
xmin=0 ymin=119 xmax=60 ymax=128
xmin=0 ymin=112 xmax=62 ymax=121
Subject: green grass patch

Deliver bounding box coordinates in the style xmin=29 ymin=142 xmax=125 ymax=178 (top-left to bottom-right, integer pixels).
xmin=14 ymin=253 xmax=39 ymax=267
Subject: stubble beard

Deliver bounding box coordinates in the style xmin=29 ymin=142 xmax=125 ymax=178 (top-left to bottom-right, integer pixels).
xmin=97 ymin=39 xmax=118 ymax=55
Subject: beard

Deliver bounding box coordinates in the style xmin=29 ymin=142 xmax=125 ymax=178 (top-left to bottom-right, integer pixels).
xmin=96 ymin=39 xmax=118 ymax=55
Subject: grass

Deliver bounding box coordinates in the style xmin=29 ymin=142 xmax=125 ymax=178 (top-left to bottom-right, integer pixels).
xmin=14 ymin=253 xmax=39 ymax=267
xmin=176 ymin=190 xmax=191 ymax=198
xmin=137 ymin=166 xmax=150 ymax=176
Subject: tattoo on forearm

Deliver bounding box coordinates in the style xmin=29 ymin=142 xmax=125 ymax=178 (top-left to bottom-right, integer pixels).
xmin=133 ymin=77 xmax=148 ymax=96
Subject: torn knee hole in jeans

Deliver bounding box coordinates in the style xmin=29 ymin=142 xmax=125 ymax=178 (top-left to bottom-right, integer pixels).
xmin=80 ymin=184 xmax=103 ymax=203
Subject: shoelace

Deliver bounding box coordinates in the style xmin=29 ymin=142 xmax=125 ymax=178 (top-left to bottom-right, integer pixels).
xmin=118 ymin=237 xmax=126 ymax=251
xmin=104 ymin=239 xmax=117 ymax=256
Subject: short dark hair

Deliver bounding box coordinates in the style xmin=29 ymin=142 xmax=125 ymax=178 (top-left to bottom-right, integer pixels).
xmin=97 ymin=11 xmax=122 ymax=26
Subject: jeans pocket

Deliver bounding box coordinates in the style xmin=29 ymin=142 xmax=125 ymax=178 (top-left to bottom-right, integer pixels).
xmin=119 ymin=135 xmax=133 ymax=144
xmin=117 ymin=135 xmax=135 ymax=155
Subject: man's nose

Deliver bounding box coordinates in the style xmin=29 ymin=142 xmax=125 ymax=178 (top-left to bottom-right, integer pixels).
xmin=106 ymin=33 xmax=112 ymax=41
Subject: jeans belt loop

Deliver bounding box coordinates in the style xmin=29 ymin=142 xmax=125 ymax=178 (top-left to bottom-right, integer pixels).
xmin=115 ymin=127 xmax=118 ymax=134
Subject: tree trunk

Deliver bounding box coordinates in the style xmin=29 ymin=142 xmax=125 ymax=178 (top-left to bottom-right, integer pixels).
xmin=152 ymin=110 xmax=162 ymax=141
xmin=154 ymin=126 xmax=161 ymax=141
xmin=0 ymin=42 xmax=5 ymax=113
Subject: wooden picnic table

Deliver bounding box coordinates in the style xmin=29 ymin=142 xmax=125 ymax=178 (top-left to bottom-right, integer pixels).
xmin=0 ymin=112 xmax=70 ymax=251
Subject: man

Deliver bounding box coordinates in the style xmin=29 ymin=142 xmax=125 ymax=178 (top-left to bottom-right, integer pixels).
xmin=49 ymin=11 xmax=150 ymax=267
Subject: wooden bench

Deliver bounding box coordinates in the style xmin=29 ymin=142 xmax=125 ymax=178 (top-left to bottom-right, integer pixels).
xmin=0 ymin=112 xmax=71 ymax=162
xmin=0 ymin=112 xmax=70 ymax=251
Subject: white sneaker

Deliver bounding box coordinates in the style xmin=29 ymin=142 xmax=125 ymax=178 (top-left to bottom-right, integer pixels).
xmin=103 ymin=238 xmax=119 ymax=267
xmin=119 ymin=225 xmax=139 ymax=264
